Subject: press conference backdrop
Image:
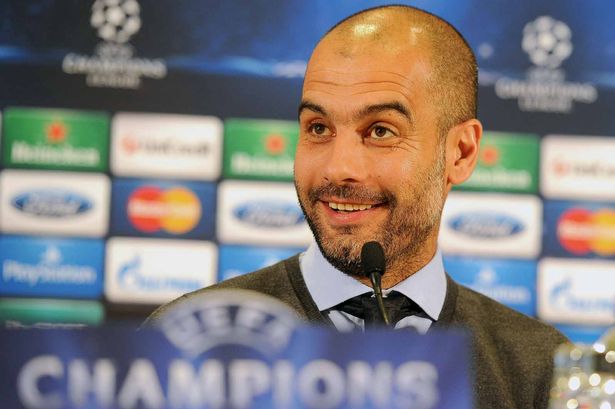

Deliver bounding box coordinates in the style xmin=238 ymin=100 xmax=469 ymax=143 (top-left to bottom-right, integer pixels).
xmin=0 ymin=0 xmax=614 ymax=343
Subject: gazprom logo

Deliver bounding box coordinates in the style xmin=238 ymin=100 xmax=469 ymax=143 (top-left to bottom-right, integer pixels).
xmin=233 ymin=200 xmax=304 ymax=228
xmin=449 ymin=212 xmax=524 ymax=239
xmin=118 ymin=255 xmax=200 ymax=292
xmin=549 ymin=278 xmax=614 ymax=314
xmin=11 ymin=190 xmax=93 ymax=218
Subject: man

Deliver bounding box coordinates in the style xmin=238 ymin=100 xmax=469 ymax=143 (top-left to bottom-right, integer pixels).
xmin=149 ymin=5 xmax=567 ymax=409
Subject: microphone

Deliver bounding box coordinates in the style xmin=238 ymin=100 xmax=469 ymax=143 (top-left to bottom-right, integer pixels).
xmin=361 ymin=241 xmax=391 ymax=326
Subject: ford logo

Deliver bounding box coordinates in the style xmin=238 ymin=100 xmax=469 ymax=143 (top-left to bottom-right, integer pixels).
xmin=12 ymin=190 xmax=93 ymax=218
xmin=449 ymin=212 xmax=524 ymax=239
xmin=233 ymin=201 xmax=305 ymax=228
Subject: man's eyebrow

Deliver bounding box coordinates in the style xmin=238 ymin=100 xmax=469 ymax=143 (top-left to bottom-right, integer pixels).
xmin=298 ymin=100 xmax=326 ymax=118
xmin=357 ymin=102 xmax=413 ymax=122
xmin=297 ymin=100 xmax=412 ymax=122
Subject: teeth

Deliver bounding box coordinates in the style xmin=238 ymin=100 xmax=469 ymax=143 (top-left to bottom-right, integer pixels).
xmin=328 ymin=202 xmax=373 ymax=211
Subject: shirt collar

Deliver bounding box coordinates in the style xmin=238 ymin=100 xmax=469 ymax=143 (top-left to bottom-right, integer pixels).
xmin=300 ymin=240 xmax=447 ymax=321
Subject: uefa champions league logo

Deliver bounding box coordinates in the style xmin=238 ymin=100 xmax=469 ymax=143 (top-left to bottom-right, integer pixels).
xmin=62 ymin=0 xmax=166 ymax=88
xmin=91 ymin=0 xmax=141 ymax=44
xmin=494 ymin=15 xmax=596 ymax=113
xmin=522 ymin=16 xmax=573 ymax=69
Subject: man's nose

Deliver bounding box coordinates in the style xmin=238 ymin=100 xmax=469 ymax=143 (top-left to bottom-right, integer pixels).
xmin=322 ymin=132 xmax=368 ymax=184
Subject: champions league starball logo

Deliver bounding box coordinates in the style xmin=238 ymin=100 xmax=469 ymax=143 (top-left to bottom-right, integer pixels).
xmin=521 ymin=16 xmax=572 ymax=70
xmin=90 ymin=0 xmax=141 ymax=44
xmin=61 ymin=0 xmax=166 ymax=89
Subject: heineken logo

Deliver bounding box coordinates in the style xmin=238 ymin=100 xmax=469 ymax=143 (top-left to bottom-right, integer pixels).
xmin=465 ymin=169 xmax=532 ymax=191
xmin=11 ymin=142 xmax=101 ymax=168
xmin=224 ymin=119 xmax=298 ymax=180
xmin=45 ymin=122 xmax=67 ymax=144
xmin=3 ymin=108 xmax=108 ymax=171
xmin=265 ymin=134 xmax=287 ymax=155
xmin=230 ymin=153 xmax=294 ymax=177
xmin=460 ymin=134 xmax=539 ymax=193
xmin=479 ymin=146 xmax=500 ymax=166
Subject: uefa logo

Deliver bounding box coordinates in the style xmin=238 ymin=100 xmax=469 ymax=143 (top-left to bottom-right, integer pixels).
xmin=156 ymin=289 xmax=301 ymax=358
xmin=91 ymin=0 xmax=141 ymax=44
xmin=522 ymin=16 xmax=573 ymax=69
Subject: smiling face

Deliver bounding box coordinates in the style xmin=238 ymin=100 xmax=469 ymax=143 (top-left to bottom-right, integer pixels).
xmin=295 ymin=30 xmax=449 ymax=279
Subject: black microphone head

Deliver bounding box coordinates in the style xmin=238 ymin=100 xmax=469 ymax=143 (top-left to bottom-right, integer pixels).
xmin=361 ymin=241 xmax=386 ymax=276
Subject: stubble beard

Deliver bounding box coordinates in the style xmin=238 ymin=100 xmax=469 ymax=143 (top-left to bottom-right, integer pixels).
xmin=296 ymin=149 xmax=446 ymax=277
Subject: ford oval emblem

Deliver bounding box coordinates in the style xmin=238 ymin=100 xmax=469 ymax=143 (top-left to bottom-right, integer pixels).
xmin=12 ymin=190 xmax=93 ymax=218
xmin=233 ymin=201 xmax=304 ymax=228
xmin=449 ymin=212 xmax=524 ymax=239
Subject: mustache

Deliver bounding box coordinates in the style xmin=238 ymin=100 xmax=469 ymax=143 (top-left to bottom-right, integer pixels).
xmin=307 ymin=183 xmax=393 ymax=204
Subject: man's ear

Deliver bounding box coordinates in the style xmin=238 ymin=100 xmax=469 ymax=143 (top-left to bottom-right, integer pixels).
xmin=445 ymin=118 xmax=483 ymax=187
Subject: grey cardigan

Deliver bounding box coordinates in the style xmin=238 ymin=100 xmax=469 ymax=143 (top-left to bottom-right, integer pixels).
xmin=148 ymin=255 xmax=568 ymax=409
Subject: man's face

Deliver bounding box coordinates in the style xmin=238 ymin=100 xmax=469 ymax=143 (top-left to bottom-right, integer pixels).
xmin=294 ymin=41 xmax=448 ymax=276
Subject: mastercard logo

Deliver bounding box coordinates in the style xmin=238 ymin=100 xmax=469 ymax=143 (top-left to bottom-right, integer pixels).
xmin=557 ymin=208 xmax=615 ymax=256
xmin=127 ymin=186 xmax=202 ymax=234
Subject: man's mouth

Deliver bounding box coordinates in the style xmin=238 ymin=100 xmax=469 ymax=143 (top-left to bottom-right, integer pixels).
xmin=327 ymin=201 xmax=378 ymax=212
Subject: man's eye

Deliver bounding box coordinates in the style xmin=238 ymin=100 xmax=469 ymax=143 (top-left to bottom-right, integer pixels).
xmin=368 ymin=126 xmax=395 ymax=139
xmin=308 ymin=123 xmax=330 ymax=136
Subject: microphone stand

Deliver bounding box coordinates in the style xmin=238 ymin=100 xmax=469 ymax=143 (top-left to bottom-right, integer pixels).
xmin=361 ymin=241 xmax=391 ymax=327
xmin=369 ymin=270 xmax=391 ymax=326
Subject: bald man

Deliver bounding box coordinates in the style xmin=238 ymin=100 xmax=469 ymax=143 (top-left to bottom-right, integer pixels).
xmin=149 ymin=5 xmax=567 ymax=408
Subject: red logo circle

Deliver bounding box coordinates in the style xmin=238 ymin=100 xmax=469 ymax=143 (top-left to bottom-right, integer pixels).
xmin=557 ymin=208 xmax=592 ymax=255
xmin=127 ymin=186 xmax=164 ymax=233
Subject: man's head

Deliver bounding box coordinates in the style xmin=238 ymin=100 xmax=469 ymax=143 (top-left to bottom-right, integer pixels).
xmin=320 ymin=5 xmax=478 ymax=136
xmin=294 ymin=5 xmax=482 ymax=284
